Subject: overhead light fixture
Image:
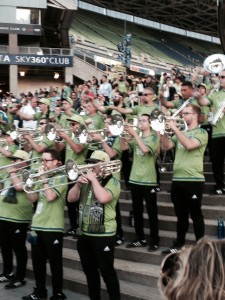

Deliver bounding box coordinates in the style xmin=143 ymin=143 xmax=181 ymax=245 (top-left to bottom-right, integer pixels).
xmin=54 ymin=72 xmax=60 ymax=79
xmin=20 ymin=71 xmax=25 ymax=76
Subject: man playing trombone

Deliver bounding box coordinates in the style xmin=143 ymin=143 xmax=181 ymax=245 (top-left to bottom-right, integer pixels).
xmin=67 ymin=150 xmax=121 ymax=300
xmin=23 ymin=149 xmax=67 ymax=300
xmin=0 ymin=150 xmax=33 ymax=289
xmin=161 ymin=104 xmax=208 ymax=254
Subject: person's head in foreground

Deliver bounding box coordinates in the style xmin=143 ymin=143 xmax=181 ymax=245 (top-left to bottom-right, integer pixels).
xmin=159 ymin=238 xmax=225 ymax=300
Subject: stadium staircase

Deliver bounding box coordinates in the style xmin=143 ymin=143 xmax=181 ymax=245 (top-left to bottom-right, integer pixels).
xmin=1 ymin=158 xmax=224 ymax=300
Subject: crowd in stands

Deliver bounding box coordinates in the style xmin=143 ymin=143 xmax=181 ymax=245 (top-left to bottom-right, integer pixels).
xmin=0 ymin=64 xmax=225 ymax=300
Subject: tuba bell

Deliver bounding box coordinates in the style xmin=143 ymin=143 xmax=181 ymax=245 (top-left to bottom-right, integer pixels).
xmin=203 ymin=54 xmax=225 ymax=74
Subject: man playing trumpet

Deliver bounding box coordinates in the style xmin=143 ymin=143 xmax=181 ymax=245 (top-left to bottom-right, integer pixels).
xmin=161 ymin=104 xmax=208 ymax=254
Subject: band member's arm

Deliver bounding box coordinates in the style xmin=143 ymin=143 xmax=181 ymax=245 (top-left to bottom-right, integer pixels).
xmin=160 ymin=133 xmax=175 ymax=151
xmin=159 ymin=92 xmax=175 ymax=109
xmin=84 ymin=171 xmax=112 ymax=204
xmin=0 ymin=146 xmax=13 ymax=157
xmin=39 ymin=173 xmax=59 ymax=202
xmin=166 ymin=120 xmax=201 ymax=150
xmin=109 ymin=105 xmax=133 ymax=115
xmin=89 ymin=98 xmax=107 ymax=114
xmin=91 ymin=133 xmax=118 ymax=158
xmin=26 ymin=190 xmax=38 ymax=203
xmin=0 ymin=118 xmax=7 ymax=126
xmin=67 ymin=178 xmax=83 ymax=202
xmin=57 ymin=132 xmax=84 ymax=153
xmin=23 ymin=135 xmax=47 ymax=153
xmin=7 ymin=168 xmax=24 ymax=191
xmin=125 ymin=127 xmax=150 ymax=154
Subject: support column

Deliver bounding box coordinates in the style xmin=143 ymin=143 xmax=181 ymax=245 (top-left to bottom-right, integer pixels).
xmin=65 ymin=67 xmax=73 ymax=85
xmin=8 ymin=34 xmax=18 ymax=95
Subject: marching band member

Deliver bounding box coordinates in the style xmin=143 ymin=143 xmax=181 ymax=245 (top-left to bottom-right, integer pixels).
xmin=22 ymin=118 xmax=54 ymax=167
xmin=0 ymin=131 xmax=19 ymax=185
xmin=90 ymin=115 xmax=124 ymax=246
xmin=0 ymin=150 xmax=32 ymax=289
xmin=198 ymin=70 xmax=225 ymax=195
xmin=68 ymin=150 xmax=121 ymax=300
xmin=161 ymin=104 xmax=208 ymax=254
xmin=120 ymin=114 xmax=160 ymax=251
xmin=23 ymin=149 xmax=67 ymax=300
xmin=55 ymin=115 xmax=89 ymax=237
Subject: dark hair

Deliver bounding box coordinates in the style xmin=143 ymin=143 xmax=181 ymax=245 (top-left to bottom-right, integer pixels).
xmin=181 ymin=81 xmax=193 ymax=88
xmin=141 ymin=114 xmax=150 ymax=122
xmin=43 ymin=149 xmax=62 ymax=161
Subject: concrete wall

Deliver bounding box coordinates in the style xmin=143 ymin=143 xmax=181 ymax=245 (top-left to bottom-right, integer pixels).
xmin=18 ymin=78 xmax=64 ymax=96
xmin=73 ymin=56 xmax=106 ymax=81
xmin=0 ymin=0 xmax=46 ymax=23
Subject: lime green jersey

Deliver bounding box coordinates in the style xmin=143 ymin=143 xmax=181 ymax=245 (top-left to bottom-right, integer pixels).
xmin=0 ymin=173 xmax=33 ymax=223
xmin=65 ymin=136 xmax=88 ymax=164
xmin=31 ymin=173 xmax=67 ymax=232
xmin=128 ymin=131 xmax=159 ymax=186
xmin=0 ymin=144 xmax=19 ymax=178
xmin=131 ymin=104 xmax=159 ymax=116
xmin=79 ymin=176 xmax=120 ymax=237
xmin=171 ymin=127 xmax=208 ymax=181
xmin=208 ymin=90 xmax=225 ymax=138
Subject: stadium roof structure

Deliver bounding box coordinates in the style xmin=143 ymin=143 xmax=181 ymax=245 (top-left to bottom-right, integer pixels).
xmin=80 ymin=0 xmax=219 ymax=37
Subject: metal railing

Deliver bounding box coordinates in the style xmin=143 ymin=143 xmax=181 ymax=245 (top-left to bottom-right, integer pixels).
xmin=0 ymin=46 xmax=72 ymax=56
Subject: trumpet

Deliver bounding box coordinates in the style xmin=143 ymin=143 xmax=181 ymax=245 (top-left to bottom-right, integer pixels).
xmin=45 ymin=123 xmax=72 ymax=142
xmin=10 ymin=125 xmax=43 ymax=144
xmin=150 ymin=108 xmax=188 ymax=135
xmin=210 ymin=102 xmax=225 ymax=126
xmin=108 ymin=114 xmax=139 ymax=137
xmin=203 ymin=54 xmax=225 ymax=74
xmin=74 ymin=125 xmax=107 ymax=144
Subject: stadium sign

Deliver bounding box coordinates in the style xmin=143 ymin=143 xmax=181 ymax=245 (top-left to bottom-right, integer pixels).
xmin=0 ymin=54 xmax=73 ymax=67
xmin=130 ymin=64 xmax=155 ymax=76
xmin=0 ymin=23 xmax=42 ymax=36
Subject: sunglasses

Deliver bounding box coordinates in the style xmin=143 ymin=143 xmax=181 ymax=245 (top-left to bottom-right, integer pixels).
xmin=39 ymin=122 xmax=47 ymax=125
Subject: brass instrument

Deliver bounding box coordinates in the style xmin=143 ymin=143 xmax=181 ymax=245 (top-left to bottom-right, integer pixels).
xmin=66 ymin=159 xmax=122 ymax=180
xmin=10 ymin=125 xmax=43 ymax=144
xmin=150 ymin=108 xmax=188 ymax=135
xmin=108 ymin=114 xmax=139 ymax=137
xmin=23 ymin=159 xmax=122 ymax=193
xmin=45 ymin=123 xmax=73 ymax=142
xmin=74 ymin=124 xmax=107 ymax=144
xmin=210 ymin=102 xmax=225 ymax=126
xmin=203 ymin=54 xmax=225 ymax=74
xmin=0 ymin=157 xmax=40 ymax=172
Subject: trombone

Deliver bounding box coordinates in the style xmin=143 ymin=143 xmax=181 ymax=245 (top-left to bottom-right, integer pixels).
xmin=0 ymin=157 xmax=40 ymax=172
xmin=74 ymin=124 xmax=107 ymax=144
xmin=23 ymin=159 xmax=122 ymax=193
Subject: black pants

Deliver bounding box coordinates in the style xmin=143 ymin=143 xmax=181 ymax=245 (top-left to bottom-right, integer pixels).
xmin=66 ymin=182 xmax=78 ymax=230
xmin=211 ymin=137 xmax=225 ymax=189
xmin=130 ymin=184 xmax=159 ymax=244
xmin=0 ymin=220 xmax=29 ymax=281
xmin=171 ymin=181 xmax=205 ymax=245
xmin=77 ymin=235 xmax=120 ymax=300
xmin=115 ymin=201 xmax=123 ymax=238
xmin=31 ymin=231 xmax=64 ymax=297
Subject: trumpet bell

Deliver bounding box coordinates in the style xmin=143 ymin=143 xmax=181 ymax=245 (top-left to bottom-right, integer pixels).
xmin=45 ymin=124 xmax=57 ymax=141
xmin=66 ymin=159 xmax=79 ymax=181
xmin=108 ymin=114 xmax=124 ymax=136
xmin=203 ymin=54 xmax=225 ymax=74
xmin=22 ymin=169 xmax=33 ymax=188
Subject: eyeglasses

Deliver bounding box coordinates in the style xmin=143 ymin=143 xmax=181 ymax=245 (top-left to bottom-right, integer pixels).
xmin=219 ymin=76 xmax=225 ymax=79
xmin=69 ymin=122 xmax=77 ymax=126
xmin=41 ymin=159 xmax=54 ymax=163
xmin=39 ymin=122 xmax=47 ymax=125
xmin=142 ymin=93 xmax=153 ymax=96
xmin=113 ymin=95 xmax=120 ymax=99
xmin=181 ymin=112 xmax=195 ymax=116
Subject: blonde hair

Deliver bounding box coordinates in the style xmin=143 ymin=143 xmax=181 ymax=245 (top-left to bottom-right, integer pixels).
xmin=160 ymin=238 xmax=225 ymax=300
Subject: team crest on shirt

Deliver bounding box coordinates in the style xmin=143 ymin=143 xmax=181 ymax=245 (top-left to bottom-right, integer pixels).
xmin=136 ymin=147 xmax=144 ymax=156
